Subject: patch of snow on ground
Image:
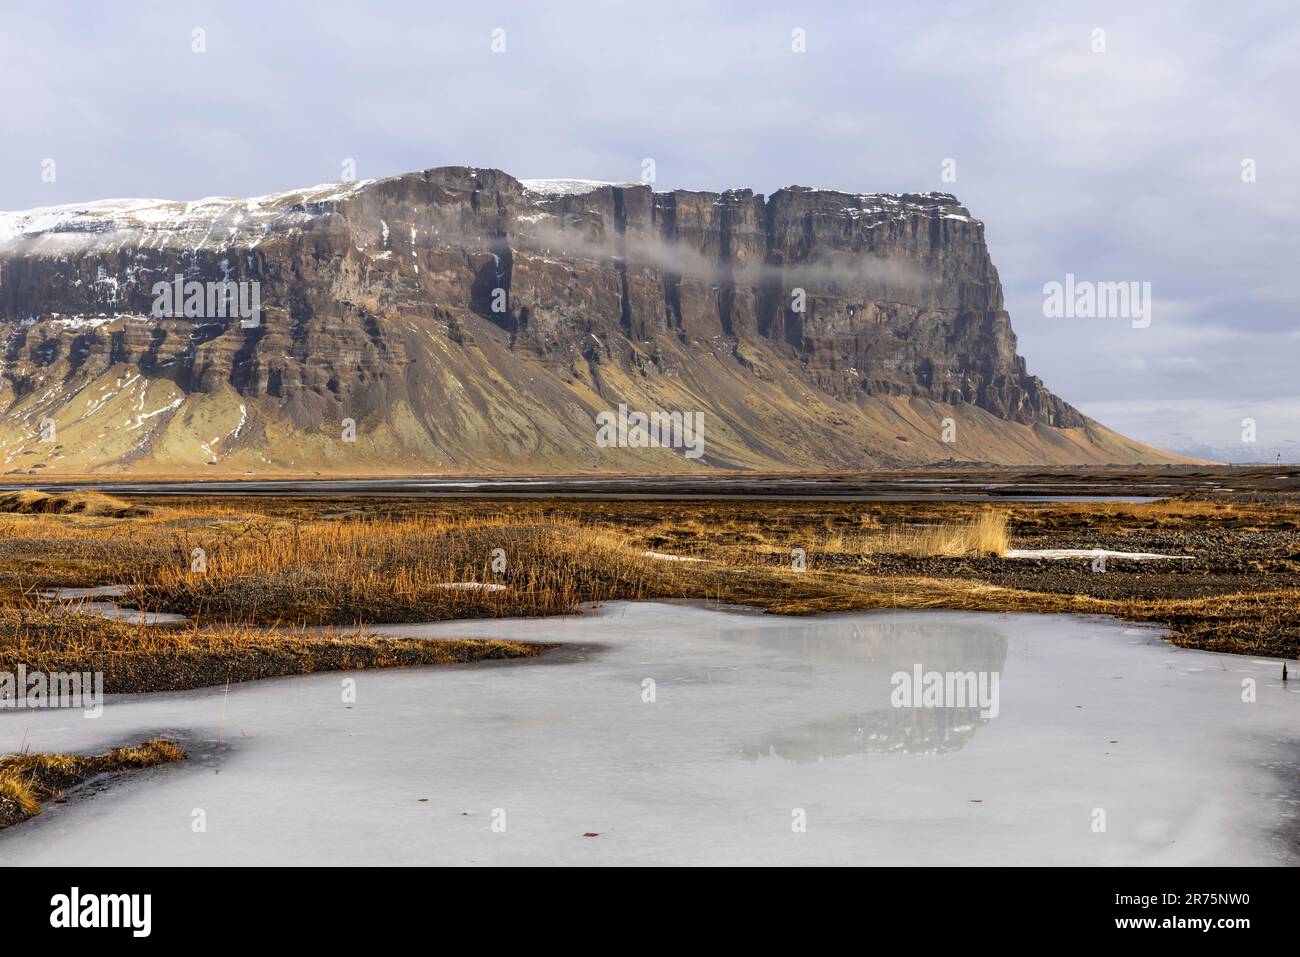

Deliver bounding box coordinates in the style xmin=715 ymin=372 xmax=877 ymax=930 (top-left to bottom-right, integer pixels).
xmin=1004 ymin=548 xmax=1194 ymax=561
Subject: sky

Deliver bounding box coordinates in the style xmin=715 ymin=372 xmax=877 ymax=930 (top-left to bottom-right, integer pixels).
xmin=3 ymin=0 xmax=1297 ymax=458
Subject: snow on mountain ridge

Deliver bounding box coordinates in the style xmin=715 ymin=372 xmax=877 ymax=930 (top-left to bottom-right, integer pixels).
xmin=0 ymin=181 xmax=376 ymax=252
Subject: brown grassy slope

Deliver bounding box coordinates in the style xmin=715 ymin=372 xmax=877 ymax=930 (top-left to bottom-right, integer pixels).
xmin=1 ymin=318 xmax=1192 ymax=475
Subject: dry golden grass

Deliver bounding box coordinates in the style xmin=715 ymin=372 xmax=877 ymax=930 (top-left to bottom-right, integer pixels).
xmin=124 ymin=513 xmax=693 ymax=625
xmin=699 ymin=508 xmax=1007 ymax=560
xmin=0 ymin=604 xmax=552 ymax=693
xmin=0 ymin=738 xmax=183 ymax=829
xmin=0 ymin=494 xmax=1294 ymax=689
xmin=0 ymin=489 xmax=143 ymax=518
xmin=0 ymin=771 xmax=40 ymax=819
xmin=1015 ymin=496 xmax=1300 ymax=530
xmin=871 ymin=509 xmax=1009 ymax=557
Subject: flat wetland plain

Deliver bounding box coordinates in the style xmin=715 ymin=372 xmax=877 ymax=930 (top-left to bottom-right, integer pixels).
xmin=1 ymin=465 xmax=1296 ymax=687
xmin=0 ymin=465 xmax=1296 ymax=837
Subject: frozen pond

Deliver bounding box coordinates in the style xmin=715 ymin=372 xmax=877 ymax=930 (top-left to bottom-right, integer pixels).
xmin=0 ymin=603 xmax=1295 ymax=865
xmin=38 ymin=586 xmax=189 ymax=626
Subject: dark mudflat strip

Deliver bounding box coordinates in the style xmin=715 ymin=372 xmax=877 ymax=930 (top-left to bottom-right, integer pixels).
xmin=3 ymin=465 xmax=1293 ymax=502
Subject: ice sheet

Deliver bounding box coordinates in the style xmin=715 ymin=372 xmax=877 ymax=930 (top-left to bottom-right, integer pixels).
xmin=0 ymin=603 xmax=1294 ymax=865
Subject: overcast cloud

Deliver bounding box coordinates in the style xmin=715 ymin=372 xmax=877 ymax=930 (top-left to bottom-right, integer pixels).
xmin=3 ymin=0 xmax=1296 ymax=455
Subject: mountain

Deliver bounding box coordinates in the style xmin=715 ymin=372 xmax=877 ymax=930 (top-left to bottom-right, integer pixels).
xmin=0 ymin=166 xmax=1188 ymax=475
xmin=1168 ymin=441 xmax=1298 ymax=465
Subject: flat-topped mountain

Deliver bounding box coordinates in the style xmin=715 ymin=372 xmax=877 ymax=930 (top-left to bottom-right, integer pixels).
xmin=0 ymin=166 xmax=1186 ymax=474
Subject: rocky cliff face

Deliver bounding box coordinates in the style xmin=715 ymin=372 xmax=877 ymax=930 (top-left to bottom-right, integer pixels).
xmin=0 ymin=166 xmax=1180 ymax=474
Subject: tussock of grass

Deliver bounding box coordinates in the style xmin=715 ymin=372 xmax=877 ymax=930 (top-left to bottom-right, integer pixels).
xmin=873 ymin=510 xmax=1009 ymax=557
xmin=751 ymin=509 xmax=1008 ymax=559
xmin=0 ymin=738 xmax=183 ymax=829
xmin=0 ymin=490 xmax=143 ymax=518
xmin=0 ymin=770 xmax=40 ymax=819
